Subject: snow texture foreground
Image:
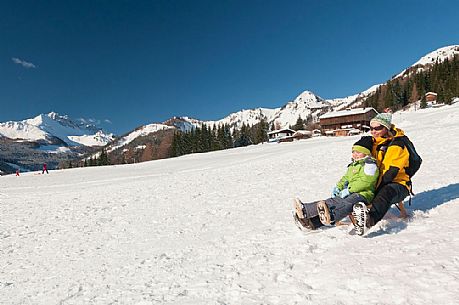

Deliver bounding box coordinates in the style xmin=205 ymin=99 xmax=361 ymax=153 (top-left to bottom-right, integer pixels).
xmin=2 ymin=104 xmax=459 ymax=304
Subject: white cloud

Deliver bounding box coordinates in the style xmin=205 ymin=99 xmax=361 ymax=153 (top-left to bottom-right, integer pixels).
xmin=12 ymin=57 xmax=37 ymax=69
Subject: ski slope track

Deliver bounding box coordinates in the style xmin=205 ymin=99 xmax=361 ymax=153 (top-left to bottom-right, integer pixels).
xmin=1 ymin=104 xmax=459 ymax=304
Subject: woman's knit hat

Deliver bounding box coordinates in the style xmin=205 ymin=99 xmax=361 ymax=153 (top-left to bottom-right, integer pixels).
xmin=370 ymin=113 xmax=392 ymax=130
xmin=352 ymin=136 xmax=373 ymax=155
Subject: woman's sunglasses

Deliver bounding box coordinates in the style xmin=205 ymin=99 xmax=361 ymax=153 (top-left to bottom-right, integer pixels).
xmin=370 ymin=125 xmax=386 ymax=131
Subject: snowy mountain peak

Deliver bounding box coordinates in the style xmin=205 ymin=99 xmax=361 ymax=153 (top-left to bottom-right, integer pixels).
xmin=294 ymin=90 xmax=322 ymax=103
xmin=414 ymin=45 xmax=459 ymax=66
xmin=396 ymin=45 xmax=459 ymax=79
xmin=290 ymin=90 xmax=328 ymax=109
xmin=47 ymin=111 xmax=60 ymax=120
xmin=0 ymin=112 xmax=114 ymax=147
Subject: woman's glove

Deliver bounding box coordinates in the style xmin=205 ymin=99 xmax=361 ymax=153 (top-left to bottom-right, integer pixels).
xmin=339 ymin=188 xmax=350 ymax=198
xmin=331 ymin=186 xmax=340 ymax=198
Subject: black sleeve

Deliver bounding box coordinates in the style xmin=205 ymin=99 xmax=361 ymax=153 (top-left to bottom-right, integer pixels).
xmin=378 ymin=166 xmax=399 ymax=189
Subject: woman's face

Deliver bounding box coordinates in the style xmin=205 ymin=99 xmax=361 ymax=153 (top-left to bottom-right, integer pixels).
xmin=370 ymin=122 xmax=388 ymax=138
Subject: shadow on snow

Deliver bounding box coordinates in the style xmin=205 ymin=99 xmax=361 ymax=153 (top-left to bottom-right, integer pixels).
xmin=366 ymin=182 xmax=459 ymax=238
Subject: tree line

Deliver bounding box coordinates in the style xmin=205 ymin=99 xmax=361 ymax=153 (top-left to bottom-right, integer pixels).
xmin=60 ymin=148 xmax=110 ymax=169
xmin=170 ymin=120 xmax=270 ymax=157
xmin=365 ymin=54 xmax=459 ymax=111
xmin=83 ymin=148 xmax=110 ymax=167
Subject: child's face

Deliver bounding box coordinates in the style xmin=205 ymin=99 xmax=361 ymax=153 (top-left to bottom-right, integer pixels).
xmin=352 ymin=150 xmax=367 ymax=160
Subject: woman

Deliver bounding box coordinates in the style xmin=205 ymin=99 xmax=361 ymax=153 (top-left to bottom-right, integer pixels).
xmin=352 ymin=113 xmax=411 ymax=235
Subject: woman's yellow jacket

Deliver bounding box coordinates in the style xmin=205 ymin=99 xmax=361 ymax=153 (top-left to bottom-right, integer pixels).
xmin=371 ymin=127 xmax=411 ymax=192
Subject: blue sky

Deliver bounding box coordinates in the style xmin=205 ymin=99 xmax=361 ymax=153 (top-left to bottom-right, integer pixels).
xmin=1 ymin=0 xmax=459 ymax=134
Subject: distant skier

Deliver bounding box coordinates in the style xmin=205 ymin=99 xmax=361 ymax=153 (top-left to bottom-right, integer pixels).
xmin=42 ymin=163 xmax=49 ymax=174
xmin=16 ymin=169 xmax=20 ymax=176
xmin=294 ymin=137 xmax=379 ymax=230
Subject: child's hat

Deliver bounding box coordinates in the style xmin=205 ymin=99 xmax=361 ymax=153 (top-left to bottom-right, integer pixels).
xmin=352 ymin=136 xmax=373 ymax=155
xmin=370 ymin=113 xmax=392 ymax=130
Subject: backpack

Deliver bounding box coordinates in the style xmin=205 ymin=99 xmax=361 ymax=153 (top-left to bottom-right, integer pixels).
xmin=399 ymin=135 xmax=422 ymax=178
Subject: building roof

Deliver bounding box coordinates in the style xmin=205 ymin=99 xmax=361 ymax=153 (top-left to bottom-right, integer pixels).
xmin=293 ymin=130 xmax=312 ymax=135
xmin=319 ymin=107 xmax=377 ymax=119
xmin=267 ymin=128 xmax=295 ymax=135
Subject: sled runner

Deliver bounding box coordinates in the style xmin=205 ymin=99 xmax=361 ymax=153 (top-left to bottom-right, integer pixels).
xmin=293 ymin=197 xmax=409 ymax=236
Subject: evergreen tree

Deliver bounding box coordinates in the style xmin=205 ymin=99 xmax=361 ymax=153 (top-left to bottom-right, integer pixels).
xmin=97 ymin=149 xmax=110 ymax=166
xmin=254 ymin=119 xmax=269 ymax=144
xmin=216 ymin=125 xmax=225 ymax=150
xmin=292 ymin=116 xmax=305 ymax=130
xmin=234 ymin=123 xmax=252 ymax=147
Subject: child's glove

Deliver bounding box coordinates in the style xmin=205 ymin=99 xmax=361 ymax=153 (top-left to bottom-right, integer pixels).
xmin=331 ymin=187 xmax=340 ymax=198
xmin=339 ymin=188 xmax=350 ymax=198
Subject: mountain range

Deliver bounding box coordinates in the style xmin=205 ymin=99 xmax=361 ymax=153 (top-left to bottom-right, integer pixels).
xmin=1 ymin=45 xmax=459 ymax=173
xmin=0 ymin=112 xmax=114 ymax=148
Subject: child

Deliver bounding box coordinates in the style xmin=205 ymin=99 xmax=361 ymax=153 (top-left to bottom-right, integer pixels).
xmin=294 ymin=137 xmax=379 ymax=229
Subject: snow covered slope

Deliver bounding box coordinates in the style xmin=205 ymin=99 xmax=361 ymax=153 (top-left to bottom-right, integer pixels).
xmin=0 ymin=112 xmax=114 ymax=147
xmin=410 ymin=45 xmax=459 ymax=67
xmin=107 ymin=123 xmax=174 ymax=152
xmin=396 ymin=45 xmax=459 ymax=78
xmin=2 ymin=103 xmax=459 ymax=304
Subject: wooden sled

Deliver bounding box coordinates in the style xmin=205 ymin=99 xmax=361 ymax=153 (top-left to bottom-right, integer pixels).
xmin=335 ymin=201 xmax=407 ymax=226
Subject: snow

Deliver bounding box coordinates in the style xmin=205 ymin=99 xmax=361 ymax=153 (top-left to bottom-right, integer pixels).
xmin=396 ymin=45 xmax=459 ymax=78
xmin=108 ymin=123 xmax=173 ymax=152
xmin=36 ymin=145 xmax=72 ymax=154
xmin=413 ymin=45 xmax=459 ymax=66
xmin=0 ymin=112 xmax=114 ymax=147
xmin=201 ymin=108 xmax=278 ymax=131
xmin=319 ymin=107 xmax=377 ymax=119
xmin=0 ymin=120 xmax=48 ymax=141
xmin=2 ymin=104 xmax=459 ymax=304
xmin=68 ymin=131 xmax=115 ymax=147
xmin=292 ymin=91 xmax=328 ymax=109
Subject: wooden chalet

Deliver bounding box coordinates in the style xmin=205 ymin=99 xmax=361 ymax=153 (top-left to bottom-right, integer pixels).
xmin=292 ymin=130 xmax=312 ymax=140
xmin=319 ymin=107 xmax=378 ymax=136
xmin=425 ymin=92 xmax=438 ymax=102
xmin=424 ymin=91 xmax=442 ymax=108
xmin=277 ymin=130 xmax=313 ymax=143
xmin=267 ymin=128 xmax=295 ymax=143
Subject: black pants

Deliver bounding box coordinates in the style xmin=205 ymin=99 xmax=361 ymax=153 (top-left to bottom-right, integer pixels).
xmin=369 ymin=183 xmax=409 ymax=224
